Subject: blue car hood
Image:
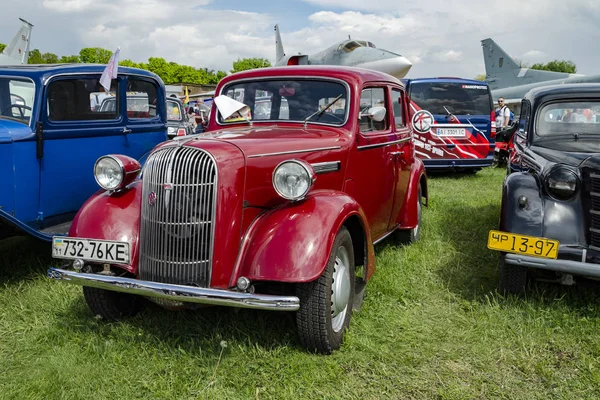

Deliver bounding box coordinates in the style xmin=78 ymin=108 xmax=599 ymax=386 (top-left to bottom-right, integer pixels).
xmin=0 ymin=119 xmax=34 ymax=144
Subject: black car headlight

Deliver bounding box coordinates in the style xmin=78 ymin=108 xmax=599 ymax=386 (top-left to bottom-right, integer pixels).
xmin=545 ymin=166 xmax=579 ymax=200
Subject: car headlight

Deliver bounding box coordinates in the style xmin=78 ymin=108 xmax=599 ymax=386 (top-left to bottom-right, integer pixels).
xmin=272 ymin=160 xmax=316 ymax=200
xmin=94 ymin=156 xmax=125 ymax=191
xmin=545 ymin=166 xmax=579 ymax=200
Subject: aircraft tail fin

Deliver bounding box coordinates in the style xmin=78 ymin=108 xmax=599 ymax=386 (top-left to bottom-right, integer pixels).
xmin=274 ymin=24 xmax=285 ymax=63
xmin=2 ymin=18 xmax=34 ymax=64
xmin=481 ymin=38 xmax=520 ymax=77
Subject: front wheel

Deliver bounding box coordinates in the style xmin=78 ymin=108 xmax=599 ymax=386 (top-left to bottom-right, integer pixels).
xmin=296 ymin=226 xmax=355 ymax=354
xmin=83 ymin=287 xmax=145 ymax=320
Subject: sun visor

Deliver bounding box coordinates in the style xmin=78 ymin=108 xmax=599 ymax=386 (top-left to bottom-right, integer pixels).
xmin=214 ymin=95 xmax=250 ymax=120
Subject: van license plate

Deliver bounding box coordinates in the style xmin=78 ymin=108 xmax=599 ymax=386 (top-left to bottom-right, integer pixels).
xmin=436 ymin=128 xmax=466 ymax=137
xmin=52 ymin=237 xmax=130 ymax=264
xmin=487 ymin=230 xmax=559 ymax=259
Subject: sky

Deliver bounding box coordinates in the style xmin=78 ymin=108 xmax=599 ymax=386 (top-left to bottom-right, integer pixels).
xmin=1 ymin=0 xmax=599 ymax=79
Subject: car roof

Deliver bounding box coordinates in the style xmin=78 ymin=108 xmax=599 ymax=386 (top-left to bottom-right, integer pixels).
xmin=401 ymin=77 xmax=488 ymax=85
xmin=524 ymin=83 xmax=600 ymax=104
xmin=0 ymin=64 xmax=163 ymax=83
xmin=216 ymin=65 xmax=404 ymax=92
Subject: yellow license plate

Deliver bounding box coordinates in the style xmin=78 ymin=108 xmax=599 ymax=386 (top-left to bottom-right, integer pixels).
xmin=487 ymin=230 xmax=559 ymax=259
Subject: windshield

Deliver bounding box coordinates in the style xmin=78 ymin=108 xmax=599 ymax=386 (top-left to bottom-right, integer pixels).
xmin=535 ymin=101 xmax=600 ymax=140
xmin=218 ymin=78 xmax=348 ymax=126
xmin=409 ymin=82 xmax=492 ymax=115
xmin=167 ymin=99 xmax=182 ymax=121
xmin=0 ymin=77 xmax=35 ymax=125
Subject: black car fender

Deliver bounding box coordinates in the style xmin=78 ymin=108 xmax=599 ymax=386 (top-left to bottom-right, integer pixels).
xmin=500 ymin=172 xmax=543 ymax=237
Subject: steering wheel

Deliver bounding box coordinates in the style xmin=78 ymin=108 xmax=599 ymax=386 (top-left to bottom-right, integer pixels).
xmin=1 ymin=104 xmax=31 ymax=119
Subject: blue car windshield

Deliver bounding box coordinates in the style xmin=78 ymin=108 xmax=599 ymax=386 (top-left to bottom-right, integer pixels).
xmin=0 ymin=77 xmax=35 ymax=125
xmin=218 ymin=78 xmax=348 ymax=126
xmin=536 ymin=101 xmax=600 ymax=138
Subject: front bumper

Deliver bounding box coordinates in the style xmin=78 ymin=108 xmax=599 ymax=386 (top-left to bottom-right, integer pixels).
xmin=505 ymin=253 xmax=600 ymax=278
xmin=48 ymin=268 xmax=300 ymax=311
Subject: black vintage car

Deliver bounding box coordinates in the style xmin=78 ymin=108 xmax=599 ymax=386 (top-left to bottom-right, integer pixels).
xmin=488 ymin=84 xmax=600 ymax=294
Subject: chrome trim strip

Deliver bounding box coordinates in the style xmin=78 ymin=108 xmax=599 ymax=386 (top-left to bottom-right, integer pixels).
xmin=247 ymin=146 xmax=341 ymax=158
xmin=357 ymin=137 xmax=410 ymax=150
xmin=311 ymin=161 xmax=341 ymax=174
xmin=504 ymin=253 xmax=600 ymax=278
xmin=373 ymin=228 xmax=397 ymax=245
xmin=47 ymin=268 xmax=300 ymax=311
xmin=216 ymin=75 xmax=351 ymax=128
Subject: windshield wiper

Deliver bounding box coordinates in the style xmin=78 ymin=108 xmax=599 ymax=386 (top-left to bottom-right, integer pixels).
xmin=303 ymin=94 xmax=343 ymax=127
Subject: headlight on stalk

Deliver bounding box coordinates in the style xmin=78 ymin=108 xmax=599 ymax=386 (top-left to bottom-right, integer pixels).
xmin=94 ymin=155 xmax=141 ymax=191
xmin=272 ymin=160 xmax=316 ymax=201
xmin=545 ymin=166 xmax=579 ymax=200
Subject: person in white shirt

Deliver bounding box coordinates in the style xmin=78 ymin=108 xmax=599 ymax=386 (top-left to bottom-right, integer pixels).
xmin=495 ymin=97 xmax=510 ymax=129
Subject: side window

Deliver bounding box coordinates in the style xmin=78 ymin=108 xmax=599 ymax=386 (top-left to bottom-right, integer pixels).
xmin=359 ymin=87 xmax=388 ymax=132
xmin=518 ymin=100 xmax=530 ymax=137
xmin=48 ymin=78 xmax=118 ymax=121
xmin=126 ymin=78 xmax=158 ymax=119
xmin=391 ymin=89 xmax=404 ymax=128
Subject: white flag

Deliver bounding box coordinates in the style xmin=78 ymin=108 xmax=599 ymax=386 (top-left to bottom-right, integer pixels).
xmin=99 ymin=46 xmax=120 ymax=92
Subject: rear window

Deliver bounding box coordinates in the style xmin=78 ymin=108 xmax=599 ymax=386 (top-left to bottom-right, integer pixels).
xmin=409 ymin=82 xmax=492 ymax=115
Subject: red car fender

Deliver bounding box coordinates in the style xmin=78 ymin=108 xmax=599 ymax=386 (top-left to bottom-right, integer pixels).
xmin=396 ymin=157 xmax=428 ymax=229
xmin=231 ymin=190 xmax=376 ymax=285
xmin=68 ymin=182 xmax=143 ymax=274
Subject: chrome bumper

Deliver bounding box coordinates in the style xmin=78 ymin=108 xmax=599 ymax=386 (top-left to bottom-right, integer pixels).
xmin=47 ymin=268 xmax=300 ymax=311
xmin=505 ymin=253 xmax=600 ymax=278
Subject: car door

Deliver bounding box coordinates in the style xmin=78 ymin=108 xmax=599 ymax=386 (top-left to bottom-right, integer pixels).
xmin=122 ymin=76 xmax=168 ymax=156
xmin=387 ymin=87 xmax=413 ymax=230
xmin=346 ymin=85 xmax=398 ymax=240
xmin=38 ymin=75 xmax=127 ymax=220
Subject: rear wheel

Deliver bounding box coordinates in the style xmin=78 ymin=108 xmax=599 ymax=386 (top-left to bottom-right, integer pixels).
xmin=396 ymin=185 xmax=422 ymax=244
xmin=83 ymin=287 xmax=145 ymax=320
xmin=498 ymin=255 xmax=527 ymax=295
xmin=296 ymin=226 xmax=355 ymax=354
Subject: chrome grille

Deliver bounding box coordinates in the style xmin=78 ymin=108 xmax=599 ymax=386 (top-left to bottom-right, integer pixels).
xmin=590 ymin=172 xmax=600 ymax=250
xmin=139 ymin=146 xmax=217 ymax=286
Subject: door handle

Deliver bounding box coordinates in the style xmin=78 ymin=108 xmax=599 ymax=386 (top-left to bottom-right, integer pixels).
xmin=389 ymin=151 xmax=404 ymax=159
xmin=123 ymin=128 xmax=132 ymax=134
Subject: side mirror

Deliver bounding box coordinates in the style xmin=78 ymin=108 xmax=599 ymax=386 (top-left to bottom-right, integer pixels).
xmin=360 ymin=106 xmax=386 ymax=122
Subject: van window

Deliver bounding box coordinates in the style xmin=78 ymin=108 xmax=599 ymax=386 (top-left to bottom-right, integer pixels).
xmin=48 ymin=78 xmax=118 ymax=121
xmin=409 ymin=82 xmax=492 ymax=115
xmin=360 ymin=87 xmax=388 ymax=132
xmin=391 ymin=89 xmax=404 ymax=128
xmin=126 ymin=78 xmax=158 ymax=119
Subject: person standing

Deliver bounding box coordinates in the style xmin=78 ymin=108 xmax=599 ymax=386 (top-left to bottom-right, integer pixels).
xmin=495 ymin=97 xmax=510 ymax=129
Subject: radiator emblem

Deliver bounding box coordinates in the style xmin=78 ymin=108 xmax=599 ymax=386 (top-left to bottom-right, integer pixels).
xmin=148 ymin=191 xmax=157 ymax=206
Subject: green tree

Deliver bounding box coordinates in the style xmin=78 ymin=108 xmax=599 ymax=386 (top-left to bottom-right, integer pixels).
xmin=230 ymin=57 xmax=271 ymax=74
xmin=28 ymin=49 xmax=44 ymax=64
xmin=42 ymin=52 xmax=59 ymax=64
xmin=531 ymin=60 xmax=577 ymax=74
xmin=79 ymin=47 xmax=113 ymax=63
xmin=0 ymin=43 xmax=5 ymax=53
xmin=59 ymin=55 xmax=81 ymax=63
xmin=474 ymin=74 xmax=486 ymax=81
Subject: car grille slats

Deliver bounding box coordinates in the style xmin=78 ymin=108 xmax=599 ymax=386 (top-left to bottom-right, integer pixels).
xmin=139 ymin=146 xmax=217 ymax=287
xmin=589 ymin=172 xmax=600 ymax=250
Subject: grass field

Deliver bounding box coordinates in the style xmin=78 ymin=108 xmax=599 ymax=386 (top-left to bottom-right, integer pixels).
xmin=2 ymin=167 xmax=600 ymax=399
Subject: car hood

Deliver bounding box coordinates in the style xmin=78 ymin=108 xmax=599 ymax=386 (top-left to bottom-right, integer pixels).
xmin=192 ymin=125 xmax=349 ymax=158
xmin=530 ymin=145 xmax=599 ymax=167
xmin=0 ymin=119 xmax=34 ymax=144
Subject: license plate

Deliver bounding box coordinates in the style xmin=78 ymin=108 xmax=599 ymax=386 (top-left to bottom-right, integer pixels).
xmin=52 ymin=237 xmax=130 ymax=264
xmin=436 ymin=128 xmax=466 ymax=137
xmin=487 ymin=230 xmax=559 ymax=259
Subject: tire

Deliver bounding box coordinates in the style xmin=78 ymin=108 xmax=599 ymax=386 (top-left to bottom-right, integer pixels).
xmin=296 ymin=226 xmax=355 ymax=354
xmin=498 ymin=255 xmax=527 ymax=295
xmin=83 ymin=287 xmax=145 ymax=320
xmin=396 ymin=185 xmax=422 ymax=244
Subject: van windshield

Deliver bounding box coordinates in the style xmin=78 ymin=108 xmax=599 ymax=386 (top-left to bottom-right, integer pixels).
xmin=409 ymin=82 xmax=492 ymax=115
xmin=0 ymin=77 xmax=35 ymax=125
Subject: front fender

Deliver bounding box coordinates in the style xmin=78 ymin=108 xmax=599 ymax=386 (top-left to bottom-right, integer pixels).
xmin=500 ymin=172 xmax=543 ymax=237
xmin=233 ymin=190 xmax=375 ymax=285
xmin=68 ymin=182 xmax=142 ymax=274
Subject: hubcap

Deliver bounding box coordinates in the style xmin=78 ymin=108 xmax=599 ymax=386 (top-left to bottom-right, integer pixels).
xmin=331 ymin=245 xmax=351 ymax=333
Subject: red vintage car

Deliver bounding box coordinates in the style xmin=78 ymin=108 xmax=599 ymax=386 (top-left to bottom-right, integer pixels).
xmin=48 ymin=66 xmax=428 ymax=353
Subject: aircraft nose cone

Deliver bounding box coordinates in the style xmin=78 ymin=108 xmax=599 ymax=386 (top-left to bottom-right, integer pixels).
xmin=356 ymin=55 xmax=413 ymax=79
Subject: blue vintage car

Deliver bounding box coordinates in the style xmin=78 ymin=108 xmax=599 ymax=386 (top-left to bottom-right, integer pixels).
xmin=0 ymin=64 xmax=168 ymax=241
